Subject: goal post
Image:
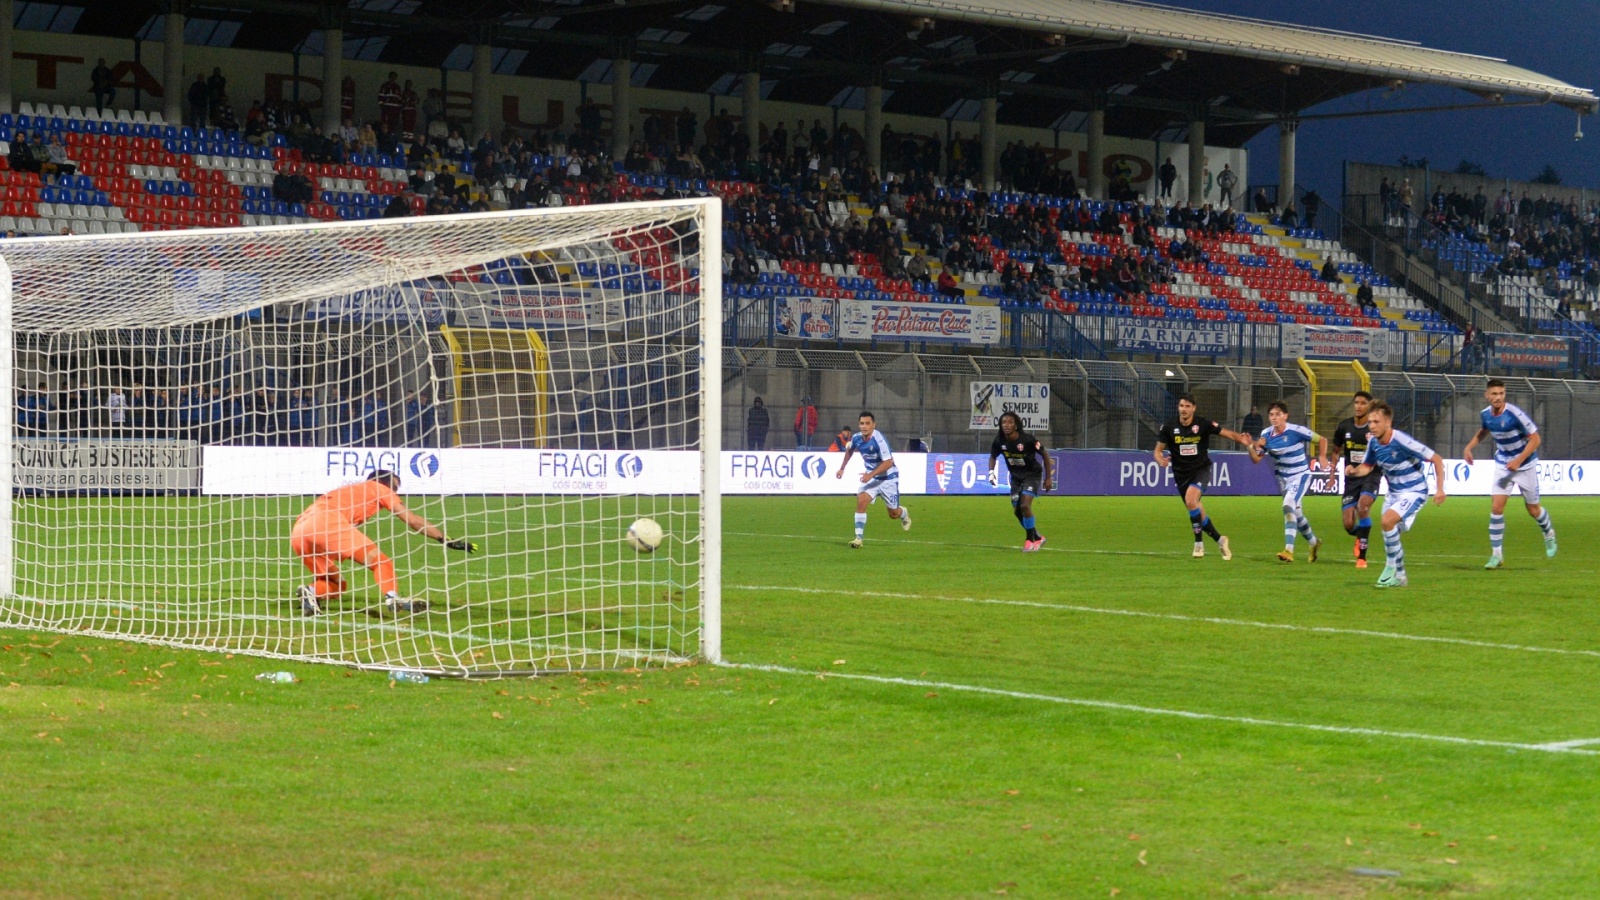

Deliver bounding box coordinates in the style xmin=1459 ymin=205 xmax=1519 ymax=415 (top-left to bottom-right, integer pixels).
xmin=1297 ymin=358 xmax=1370 ymax=438
xmin=0 ymin=198 xmax=722 ymax=675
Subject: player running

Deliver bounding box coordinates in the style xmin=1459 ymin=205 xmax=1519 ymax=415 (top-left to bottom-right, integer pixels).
xmin=987 ymin=410 xmax=1056 ymax=551
xmin=1153 ymin=393 xmax=1255 ymax=560
xmin=1461 ymin=379 xmax=1556 ymax=568
xmin=1331 ymin=390 xmax=1380 ymax=568
xmin=1247 ymin=401 xmax=1328 ymax=562
xmin=1345 ymin=401 xmax=1446 ymax=588
xmin=835 ymin=411 xmax=910 ymax=548
xmin=291 ymin=469 xmax=478 ymax=615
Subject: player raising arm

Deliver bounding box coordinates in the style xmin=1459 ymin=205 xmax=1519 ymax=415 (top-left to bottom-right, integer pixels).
xmin=835 ymin=411 xmax=910 ymax=548
xmin=1246 ymin=400 xmax=1328 ymax=563
xmin=1346 ymin=402 xmax=1445 ymax=588
xmin=1154 ymin=393 xmax=1255 ymax=560
xmin=1462 ymin=379 xmax=1556 ymax=568
xmin=987 ymin=410 xmax=1055 ymax=551
xmin=291 ymin=469 xmax=478 ymax=616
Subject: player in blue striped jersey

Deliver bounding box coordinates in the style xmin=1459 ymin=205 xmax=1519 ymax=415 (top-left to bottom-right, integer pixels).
xmin=1461 ymin=379 xmax=1556 ymax=568
xmin=1345 ymin=401 xmax=1446 ymax=588
xmin=1247 ymin=401 xmax=1329 ymax=562
xmin=835 ymin=411 xmax=910 ymax=548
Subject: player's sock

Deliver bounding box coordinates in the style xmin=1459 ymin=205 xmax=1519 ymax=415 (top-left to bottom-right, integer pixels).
xmin=1489 ymin=512 xmax=1505 ymax=554
xmin=1188 ymin=508 xmax=1203 ymax=542
xmin=1535 ymin=509 xmax=1554 ymax=537
xmin=1296 ymin=514 xmax=1317 ymax=543
xmin=853 ymin=512 xmax=867 ymax=540
xmin=1022 ymin=516 xmax=1039 ymax=541
xmin=1383 ymin=527 xmax=1405 ymax=574
xmin=1282 ymin=514 xmax=1298 ymax=552
xmin=1013 ymin=504 xmax=1027 ymax=533
xmin=1356 ymin=518 xmax=1371 ymax=560
xmin=1201 ymin=517 xmax=1222 ymax=542
xmin=370 ymin=554 xmax=398 ymax=596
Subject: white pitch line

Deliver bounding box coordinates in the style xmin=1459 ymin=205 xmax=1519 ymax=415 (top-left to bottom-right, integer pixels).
xmin=730 ymin=583 xmax=1600 ymax=660
xmin=1537 ymin=738 xmax=1600 ymax=750
xmin=726 ymin=530 xmax=1513 ymax=564
xmin=719 ymin=661 xmax=1600 ymax=757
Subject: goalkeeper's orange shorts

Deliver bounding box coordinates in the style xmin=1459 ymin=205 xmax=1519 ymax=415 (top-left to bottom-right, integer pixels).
xmin=291 ymin=512 xmax=378 ymax=575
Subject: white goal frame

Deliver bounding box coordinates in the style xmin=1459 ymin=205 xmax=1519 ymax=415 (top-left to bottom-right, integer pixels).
xmin=0 ymin=197 xmax=723 ymax=671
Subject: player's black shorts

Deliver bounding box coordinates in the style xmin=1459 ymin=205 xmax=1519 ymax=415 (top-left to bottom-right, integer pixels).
xmin=1342 ymin=472 xmax=1383 ymax=505
xmin=1010 ymin=473 xmax=1044 ymax=498
xmin=1173 ymin=464 xmax=1211 ymax=497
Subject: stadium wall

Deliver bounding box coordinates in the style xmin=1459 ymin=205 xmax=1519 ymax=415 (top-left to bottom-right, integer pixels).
xmin=9 ymin=31 xmax=1245 ymax=201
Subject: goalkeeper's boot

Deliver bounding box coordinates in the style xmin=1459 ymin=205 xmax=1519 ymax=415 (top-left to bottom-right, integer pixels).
xmin=298 ymin=585 xmax=321 ymax=617
xmin=1485 ymin=553 xmax=1504 ymax=570
xmin=899 ymin=507 xmax=912 ymax=531
xmin=385 ymin=591 xmax=428 ymax=614
xmin=1546 ymin=534 xmax=1558 ymax=558
xmin=1218 ymin=536 xmax=1232 ymax=561
xmin=1276 ymin=550 xmax=1295 ymax=563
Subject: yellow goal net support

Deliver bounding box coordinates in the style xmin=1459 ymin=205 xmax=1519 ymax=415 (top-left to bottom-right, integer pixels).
xmin=1297 ymin=359 xmax=1370 ymax=438
xmin=439 ymin=325 xmax=551 ymax=448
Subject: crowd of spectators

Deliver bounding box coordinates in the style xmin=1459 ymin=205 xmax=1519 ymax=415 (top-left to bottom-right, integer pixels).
xmin=15 ymin=380 xmax=440 ymax=447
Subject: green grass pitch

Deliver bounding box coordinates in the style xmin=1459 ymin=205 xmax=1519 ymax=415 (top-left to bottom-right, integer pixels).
xmin=2 ymin=494 xmax=1598 ymax=896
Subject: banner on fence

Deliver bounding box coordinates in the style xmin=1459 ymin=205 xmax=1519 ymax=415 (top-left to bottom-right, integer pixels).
xmin=456 ymin=285 xmax=599 ymax=330
xmin=1485 ymin=333 xmax=1572 ymax=371
xmin=774 ymin=296 xmax=837 ymax=340
xmin=1115 ymin=317 xmax=1234 ymax=355
xmin=838 ymin=299 xmax=1002 ymax=344
xmin=16 ymin=438 xmax=201 ymax=491
xmin=924 ymin=449 xmax=1280 ymax=496
xmin=303 ymin=281 xmax=451 ymax=325
xmin=969 ymin=382 xmax=1050 ymax=431
xmin=1281 ymin=324 xmax=1394 ymax=363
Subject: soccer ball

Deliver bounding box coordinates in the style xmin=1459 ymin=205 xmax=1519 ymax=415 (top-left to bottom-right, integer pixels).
xmin=626 ymin=517 xmax=664 ymax=553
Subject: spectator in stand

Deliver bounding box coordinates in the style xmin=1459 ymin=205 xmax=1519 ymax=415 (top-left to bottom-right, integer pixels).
xmin=1241 ymin=405 xmax=1263 ymax=435
xmin=42 ymin=135 xmax=75 ymax=176
xmin=1320 ymin=256 xmax=1341 ymax=284
xmin=937 ymin=267 xmax=963 ymax=299
xmin=206 ymin=67 xmax=227 ymax=122
xmin=423 ymin=89 xmax=447 ymax=139
xmin=1356 ymin=278 xmax=1376 ymax=312
xmin=745 ymin=397 xmax=770 ymax=450
xmin=9 ymin=130 xmax=38 ymax=174
xmin=1280 ymin=202 xmax=1300 ymax=229
xmin=378 ymin=72 xmax=403 ymax=135
xmin=1216 ymin=164 xmax=1238 ymax=208
xmin=1302 ymin=190 xmax=1321 ymax=230
xmin=338 ymin=117 xmax=359 ymax=147
xmin=400 ymin=80 xmax=420 ymax=137
xmin=383 ymin=194 xmax=411 ymax=218
xmin=90 ymin=58 xmax=115 ymax=111
xmin=1252 ymin=186 xmax=1273 ymax=215
xmin=1158 ymin=157 xmax=1177 ymax=200
xmin=188 ymin=75 xmax=210 ymax=128
xmin=794 ymin=397 xmax=818 ymax=450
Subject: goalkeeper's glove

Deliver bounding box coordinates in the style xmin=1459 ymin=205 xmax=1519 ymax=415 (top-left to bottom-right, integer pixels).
xmin=987 ymin=467 xmax=1000 ymax=487
xmin=443 ymin=537 xmax=479 ymax=553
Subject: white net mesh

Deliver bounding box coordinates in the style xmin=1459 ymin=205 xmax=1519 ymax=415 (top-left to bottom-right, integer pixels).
xmin=0 ymin=200 xmax=719 ymax=675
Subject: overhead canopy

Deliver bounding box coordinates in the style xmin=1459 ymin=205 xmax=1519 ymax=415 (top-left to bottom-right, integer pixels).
xmin=70 ymin=0 xmax=1597 ymax=144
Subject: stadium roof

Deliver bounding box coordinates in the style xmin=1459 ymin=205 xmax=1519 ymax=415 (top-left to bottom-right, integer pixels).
xmin=68 ymin=1 xmax=1598 ymax=144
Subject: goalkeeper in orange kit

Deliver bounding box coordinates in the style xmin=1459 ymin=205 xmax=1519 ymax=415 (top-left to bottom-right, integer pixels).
xmin=290 ymin=469 xmax=477 ymax=616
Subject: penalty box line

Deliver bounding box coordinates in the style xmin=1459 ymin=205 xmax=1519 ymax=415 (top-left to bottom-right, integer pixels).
xmin=730 ymin=583 xmax=1600 ymax=662
xmin=719 ymin=661 xmax=1600 ymax=758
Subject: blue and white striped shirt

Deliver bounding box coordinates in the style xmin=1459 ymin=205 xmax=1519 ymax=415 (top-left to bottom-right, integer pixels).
xmin=849 ymin=430 xmax=897 ymax=481
xmin=1480 ymin=403 xmax=1539 ymax=465
xmin=1260 ymin=423 xmax=1317 ymax=479
xmin=1365 ymin=429 xmax=1437 ymax=494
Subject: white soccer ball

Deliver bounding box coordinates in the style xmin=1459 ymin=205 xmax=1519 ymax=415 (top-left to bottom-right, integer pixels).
xmin=626 ymin=517 xmax=664 ymax=553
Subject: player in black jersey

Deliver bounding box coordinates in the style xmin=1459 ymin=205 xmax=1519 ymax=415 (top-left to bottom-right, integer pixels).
xmin=1154 ymin=393 xmax=1255 ymax=559
xmin=1331 ymin=390 xmax=1382 ymax=568
xmin=987 ymin=411 xmax=1055 ymax=551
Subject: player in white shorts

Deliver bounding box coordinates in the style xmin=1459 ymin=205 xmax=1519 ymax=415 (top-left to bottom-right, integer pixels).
xmin=835 ymin=411 xmax=910 ymax=548
xmin=1461 ymin=379 xmax=1556 ymax=568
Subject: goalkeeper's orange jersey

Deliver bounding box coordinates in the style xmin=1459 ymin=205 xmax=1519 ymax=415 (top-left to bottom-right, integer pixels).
xmin=302 ymin=480 xmax=400 ymax=527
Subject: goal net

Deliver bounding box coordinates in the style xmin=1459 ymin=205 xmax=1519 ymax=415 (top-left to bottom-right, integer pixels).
xmin=0 ymin=199 xmax=722 ymax=676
